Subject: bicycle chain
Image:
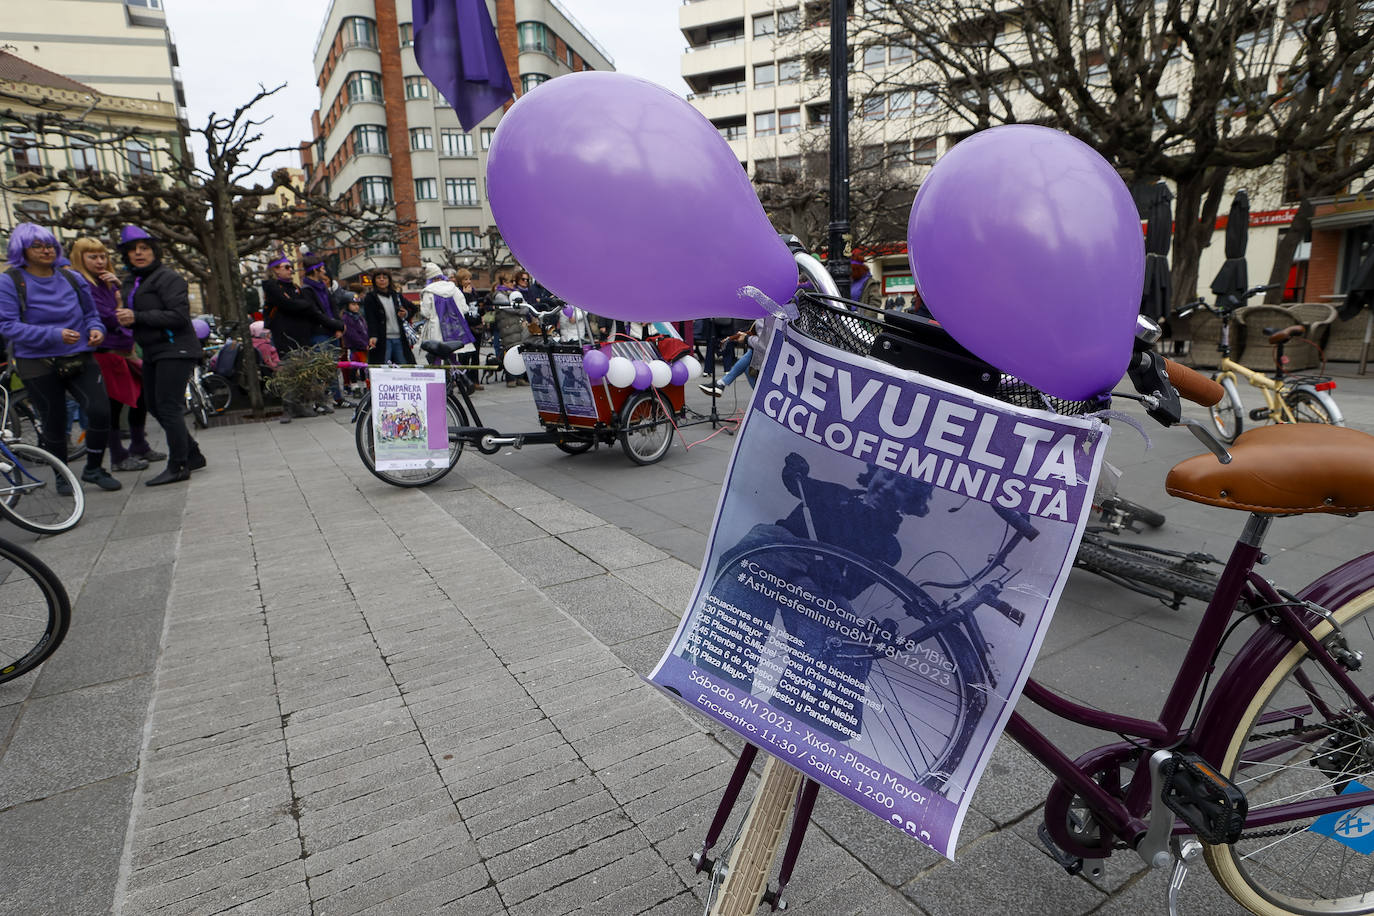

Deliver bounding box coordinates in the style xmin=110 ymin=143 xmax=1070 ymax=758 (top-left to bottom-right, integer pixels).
xmin=1234 ymin=715 xmax=1363 ymax=841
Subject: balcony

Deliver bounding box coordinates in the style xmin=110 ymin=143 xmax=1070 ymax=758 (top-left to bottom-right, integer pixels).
xmin=681 ymin=0 xmax=742 ymax=32
xmin=683 ymin=42 xmax=749 ymax=79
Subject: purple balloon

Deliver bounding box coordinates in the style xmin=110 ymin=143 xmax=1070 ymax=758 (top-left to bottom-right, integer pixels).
xmin=669 ymin=359 xmax=689 ymax=387
xmin=631 ymin=360 xmax=653 ymax=390
xmin=192 ymin=318 xmax=211 ymax=340
xmin=488 ymin=72 xmax=795 ymax=323
xmin=908 ymin=125 xmax=1143 ymax=401
xmin=583 ymin=347 xmax=609 ymax=381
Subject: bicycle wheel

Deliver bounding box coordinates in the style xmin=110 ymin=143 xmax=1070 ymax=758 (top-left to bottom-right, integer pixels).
xmin=355 ymin=396 xmax=466 ymax=488
xmin=2 ymin=393 xmax=41 ymax=448
xmin=0 ymin=538 xmax=71 ymax=684
xmin=1284 ymin=388 xmax=1334 ymax=425
xmin=554 ymin=435 xmax=594 ymax=455
xmin=709 ymin=540 xmax=984 ymax=786
xmin=1203 ymin=587 xmax=1374 ymax=915
xmin=619 ymin=392 xmax=673 ymax=465
xmin=200 ymin=374 xmax=233 ymax=414
xmin=1209 ymin=375 xmax=1245 ymax=444
xmin=1074 ymin=536 xmax=1219 ymax=605
xmin=1098 ymin=495 xmax=1166 ymax=530
xmin=0 ymin=443 xmax=84 ymax=534
xmin=185 ymin=383 xmax=210 ymax=429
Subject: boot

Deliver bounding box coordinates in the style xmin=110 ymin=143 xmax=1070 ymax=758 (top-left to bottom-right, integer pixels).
xmin=145 ymin=462 xmax=190 ymax=486
xmin=128 ymin=426 xmax=167 ymax=461
xmin=186 ymin=443 xmax=207 ymax=471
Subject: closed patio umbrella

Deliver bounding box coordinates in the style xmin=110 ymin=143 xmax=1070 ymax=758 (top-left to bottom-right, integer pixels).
xmin=1210 ymin=189 xmax=1250 ymax=310
xmin=1337 ymin=240 xmax=1374 ymax=373
xmin=1140 ymin=181 xmax=1173 ymax=322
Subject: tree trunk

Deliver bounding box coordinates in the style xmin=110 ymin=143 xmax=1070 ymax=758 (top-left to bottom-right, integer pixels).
xmin=1169 ymin=167 xmax=1230 ymax=310
xmin=1265 ymin=197 xmax=1314 ymax=304
xmin=212 ymin=184 xmax=265 ymax=416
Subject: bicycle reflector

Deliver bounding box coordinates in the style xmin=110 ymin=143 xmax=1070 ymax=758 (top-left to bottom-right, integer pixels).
xmin=1314 ymin=380 xmax=1338 ymax=391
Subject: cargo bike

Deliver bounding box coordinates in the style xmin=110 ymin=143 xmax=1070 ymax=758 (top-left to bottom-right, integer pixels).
xmin=353 ymin=300 xmax=699 ymax=488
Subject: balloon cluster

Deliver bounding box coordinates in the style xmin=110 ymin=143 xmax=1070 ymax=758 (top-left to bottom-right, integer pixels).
xmin=583 ymin=349 xmax=697 ymax=390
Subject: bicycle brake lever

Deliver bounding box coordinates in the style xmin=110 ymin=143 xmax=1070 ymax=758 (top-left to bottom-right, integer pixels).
xmin=1180 ymin=418 xmax=1232 ymax=464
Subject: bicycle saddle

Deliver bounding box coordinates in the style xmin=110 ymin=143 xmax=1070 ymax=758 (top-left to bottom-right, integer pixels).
xmin=1265 ymin=325 xmax=1305 ymax=345
xmin=1165 ymin=424 xmax=1374 ymax=515
xmin=420 ymin=340 xmax=462 ymax=358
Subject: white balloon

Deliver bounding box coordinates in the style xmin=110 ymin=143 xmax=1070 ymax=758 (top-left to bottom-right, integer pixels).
xmin=605 ymin=356 xmax=636 ymax=388
xmin=503 ymin=346 xmax=526 ymax=375
xmin=649 ymin=360 xmax=672 ymax=388
xmin=680 ymin=355 xmax=702 ymax=379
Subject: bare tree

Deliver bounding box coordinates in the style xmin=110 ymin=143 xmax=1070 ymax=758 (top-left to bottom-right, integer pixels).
xmin=10 ymin=85 xmax=413 ymax=416
xmin=857 ymin=0 xmax=1374 ymax=306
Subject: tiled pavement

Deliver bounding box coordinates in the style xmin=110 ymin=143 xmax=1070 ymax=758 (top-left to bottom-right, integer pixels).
xmin=2 ymin=366 xmax=1373 ymax=915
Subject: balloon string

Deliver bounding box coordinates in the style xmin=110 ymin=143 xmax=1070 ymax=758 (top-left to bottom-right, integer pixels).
xmin=1087 ymin=408 xmax=1151 ymax=451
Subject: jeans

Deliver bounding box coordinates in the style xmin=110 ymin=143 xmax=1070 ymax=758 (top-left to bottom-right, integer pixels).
xmin=720 ymin=350 xmax=754 ymax=389
xmin=17 ymin=354 xmax=111 ymax=467
xmin=384 ymin=338 xmax=406 ymax=364
xmin=143 ymin=358 xmax=198 ymax=465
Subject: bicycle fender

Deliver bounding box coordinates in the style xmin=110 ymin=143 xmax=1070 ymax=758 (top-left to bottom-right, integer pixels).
xmin=1294 ymin=383 xmax=1345 ymax=427
xmin=1191 ymin=550 xmax=1374 ymax=765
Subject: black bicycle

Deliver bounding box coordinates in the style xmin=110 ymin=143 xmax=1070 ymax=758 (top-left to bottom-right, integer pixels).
xmin=0 ymin=535 xmax=72 ymax=683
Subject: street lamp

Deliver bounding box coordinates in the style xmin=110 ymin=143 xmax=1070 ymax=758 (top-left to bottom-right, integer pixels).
xmin=827 ymin=0 xmax=851 ymax=292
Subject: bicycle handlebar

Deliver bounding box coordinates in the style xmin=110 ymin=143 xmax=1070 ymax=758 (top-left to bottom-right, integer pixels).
xmin=1161 ymin=358 xmax=1224 ymax=407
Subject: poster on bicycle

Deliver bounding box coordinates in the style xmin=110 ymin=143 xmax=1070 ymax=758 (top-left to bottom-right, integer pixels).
xmin=648 ymin=324 xmax=1110 ymax=859
xmin=524 ymin=350 xmax=600 ymax=420
xmin=368 ymin=367 xmax=450 ymax=470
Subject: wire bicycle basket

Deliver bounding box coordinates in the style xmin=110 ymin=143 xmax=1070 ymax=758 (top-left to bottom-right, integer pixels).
xmin=792 ymin=291 xmax=1106 ymax=417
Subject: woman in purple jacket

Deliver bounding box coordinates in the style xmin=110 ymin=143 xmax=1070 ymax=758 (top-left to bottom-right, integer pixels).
xmin=0 ymin=223 xmax=120 ymax=491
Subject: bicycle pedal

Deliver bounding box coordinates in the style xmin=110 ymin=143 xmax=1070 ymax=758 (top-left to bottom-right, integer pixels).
xmin=1248 ymin=407 xmax=1270 ymax=420
xmin=1037 ymin=820 xmax=1084 ymax=875
xmin=1159 ymin=752 xmax=1247 ymax=845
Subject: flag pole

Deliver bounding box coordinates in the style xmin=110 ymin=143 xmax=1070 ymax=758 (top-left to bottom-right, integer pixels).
xmin=826 ymin=2 xmax=850 ymax=292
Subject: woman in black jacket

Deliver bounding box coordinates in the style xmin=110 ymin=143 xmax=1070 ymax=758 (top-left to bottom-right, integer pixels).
xmin=113 ymin=226 xmax=204 ymax=486
xmin=361 ymin=270 xmax=414 ymax=364
xmin=262 ymin=254 xmax=338 ymax=354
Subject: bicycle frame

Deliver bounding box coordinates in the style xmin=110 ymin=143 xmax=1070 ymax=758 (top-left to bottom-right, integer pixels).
xmin=1214 ymin=358 xmax=1301 ymax=423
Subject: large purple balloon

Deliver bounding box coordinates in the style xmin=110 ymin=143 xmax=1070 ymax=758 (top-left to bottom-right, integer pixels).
xmin=669 ymin=360 xmax=689 ymax=387
xmin=631 ymin=361 xmax=653 ymax=390
xmin=583 ymin=348 xmax=609 ymax=381
xmin=908 ymin=125 xmax=1143 ymax=400
xmin=488 ymin=72 xmax=795 ymax=323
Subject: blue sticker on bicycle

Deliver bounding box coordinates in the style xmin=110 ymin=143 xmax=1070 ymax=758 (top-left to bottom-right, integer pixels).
xmin=1309 ymin=782 xmax=1374 ymax=854
xmin=648 ymin=324 xmax=1110 ymax=860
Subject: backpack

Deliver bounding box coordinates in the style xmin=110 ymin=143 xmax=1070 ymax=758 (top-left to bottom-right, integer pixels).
xmin=433 ymin=294 xmax=475 ymax=346
xmin=213 ymin=338 xmax=240 ymax=377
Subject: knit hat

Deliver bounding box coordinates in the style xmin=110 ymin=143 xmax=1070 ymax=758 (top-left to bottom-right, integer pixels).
xmin=423 ymin=262 xmax=444 ymax=281
xmin=117 ymin=225 xmax=154 ymax=250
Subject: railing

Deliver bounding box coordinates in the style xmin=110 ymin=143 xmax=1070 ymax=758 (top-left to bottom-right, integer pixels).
xmin=548 ymin=0 xmax=614 ymax=65
xmin=685 ymin=34 xmax=746 ymax=52
xmin=687 ymin=85 xmax=746 ymax=100
xmin=444 ymin=197 xmax=479 ymax=207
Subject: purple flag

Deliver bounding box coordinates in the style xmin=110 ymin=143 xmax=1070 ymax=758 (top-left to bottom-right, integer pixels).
xmin=413 ymin=0 xmax=515 ymax=132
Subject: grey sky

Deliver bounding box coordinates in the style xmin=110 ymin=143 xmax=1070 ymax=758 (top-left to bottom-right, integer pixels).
xmin=165 ymin=1 xmax=687 ymax=177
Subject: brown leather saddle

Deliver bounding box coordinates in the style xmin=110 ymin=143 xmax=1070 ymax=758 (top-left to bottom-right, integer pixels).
xmin=1166 ymin=424 xmax=1374 ymax=515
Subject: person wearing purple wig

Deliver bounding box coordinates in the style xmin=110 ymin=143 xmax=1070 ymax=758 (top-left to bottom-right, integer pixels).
xmin=0 ymin=223 xmax=120 ymax=491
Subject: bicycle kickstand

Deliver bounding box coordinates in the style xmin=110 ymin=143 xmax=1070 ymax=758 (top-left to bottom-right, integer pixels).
xmin=1165 ymin=838 xmax=1202 ymax=916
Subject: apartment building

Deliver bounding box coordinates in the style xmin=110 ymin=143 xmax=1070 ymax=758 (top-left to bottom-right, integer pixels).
xmin=305 ymin=0 xmax=613 ymax=286
xmin=680 ymin=0 xmax=1373 ymax=306
xmin=1 ymin=0 xmax=187 ymax=125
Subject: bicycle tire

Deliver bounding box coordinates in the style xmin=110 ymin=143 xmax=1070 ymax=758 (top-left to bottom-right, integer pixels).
xmin=1203 ymin=586 xmax=1374 ymax=915
xmin=708 ymin=755 xmax=803 ymax=916
xmin=1099 ymin=495 xmax=1166 ymax=530
xmin=1283 ymin=388 xmax=1334 ymax=425
xmin=2 ymin=392 xmax=41 ymax=448
xmin=1209 ymin=375 xmax=1245 ymax=444
xmin=619 ymin=392 xmax=673 ymax=465
xmin=200 ymin=374 xmax=233 ymax=414
xmin=0 ymin=443 xmax=84 ymax=534
xmin=707 ymin=540 xmax=985 ymax=786
xmin=0 ymin=537 xmax=71 ymax=684
xmin=554 ymin=436 xmax=595 ymax=455
xmin=354 ymin=396 xmax=466 ymax=488
xmin=186 ymin=384 xmax=210 ymax=430
xmin=1074 ymin=538 xmax=1219 ymax=604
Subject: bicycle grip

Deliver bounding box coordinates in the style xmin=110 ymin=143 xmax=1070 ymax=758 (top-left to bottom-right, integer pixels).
xmin=1163 ymin=359 xmax=1224 ymax=407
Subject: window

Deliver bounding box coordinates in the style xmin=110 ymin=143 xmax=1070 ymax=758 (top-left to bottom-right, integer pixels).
xmin=399 ymin=23 xmax=413 ymax=47
xmin=404 ymin=76 xmax=430 ymax=99
xmin=754 ymin=111 xmax=776 ymax=137
xmin=518 ymin=22 xmax=551 ymax=53
xmin=755 ymin=158 xmax=779 ymax=180
xmin=358 ymin=176 xmax=392 ymax=206
xmin=913 ymin=138 xmax=937 ymax=165
xmin=565 ymin=46 xmax=574 ymax=67
xmin=714 ymin=117 xmax=747 ymax=141
xmin=864 ymin=46 xmax=886 ymax=70
xmin=450 ymin=227 xmax=479 ymax=251
xmin=779 ymin=108 xmax=801 ymax=134
xmin=779 ymin=155 xmax=801 ymax=175
xmin=809 ymin=56 xmax=829 ymax=81
xmin=859 ymin=144 xmax=884 ymax=168
xmin=778 ymin=7 xmax=800 ymax=32
xmin=440 ymin=129 xmax=473 ymax=156
xmin=753 ymin=13 xmax=776 ymax=38
xmin=1160 ymin=96 xmax=1179 ymax=120
xmin=863 ymin=95 xmax=886 ymax=120
xmin=521 ymin=73 xmax=550 ymax=93
xmin=914 ymin=89 xmax=938 ymax=113
xmin=414 ymin=177 xmax=438 ymax=200
xmin=366 ymin=228 xmax=398 ymax=256
xmin=342 ymin=16 xmax=377 ymax=49
xmin=17 ymin=199 xmax=50 ymax=220
xmin=889 ymin=90 xmax=912 ymax=117
xmin=126 ymin=139 xmax=155 ymax=177
xmin=69 ymin=137 xmax=98 ymax=176
xmin=808 ymin=104 xmax=830 ymax=125
xmin=890 ymin=44 xmax=913 ymax=64
xmin=410 ymin=127 xmax=433 ymax=150
xmin=352 ymin=124 xmax=389 ymax=154
xmin=778 ymin=59 xmax=801 ymax=85
xmin=445 ymin=177 xmax=478 ymax=206
xmin=346 ymin=71 xmax=383 ymax=104
xmin=480 ymin=128 xmax=495 ymax=150
xmin=754 ymin=62 xmax=775 ymax=88
xmin=419 ymin=227 xmax=441 ymax=249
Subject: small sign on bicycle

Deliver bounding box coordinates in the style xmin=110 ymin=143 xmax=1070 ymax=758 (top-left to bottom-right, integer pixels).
xmin=649 ymin=324 xmax=1110 ymax=858
xmin=368 ymin=367 xmax=450 ymax=471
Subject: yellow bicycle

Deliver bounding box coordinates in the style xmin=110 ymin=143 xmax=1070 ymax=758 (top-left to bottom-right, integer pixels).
xmin=1177 ymin=287 xmax=1343 ymax=444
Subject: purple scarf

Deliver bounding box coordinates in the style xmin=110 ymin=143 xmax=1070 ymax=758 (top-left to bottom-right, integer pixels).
xmin=302 ymin=277 xmax=333 ymax=318
xmin=93 ymin=282 xmax=134 ymax=350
